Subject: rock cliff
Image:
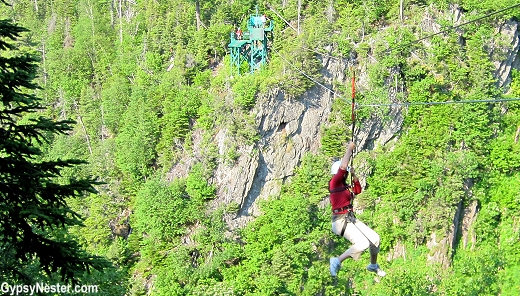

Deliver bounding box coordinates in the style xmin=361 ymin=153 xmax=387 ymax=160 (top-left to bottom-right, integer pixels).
xmin=214 ymin=82 xmax=334 ymax=230
xmin=494 ymin=19 xmax=520 ymax=91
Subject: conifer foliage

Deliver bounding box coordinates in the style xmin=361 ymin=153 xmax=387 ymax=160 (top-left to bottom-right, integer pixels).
xmin=0 ymin=17 xmax=109 ymax=283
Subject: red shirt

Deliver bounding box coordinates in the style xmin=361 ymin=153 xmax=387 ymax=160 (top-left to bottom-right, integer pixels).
xmin=329 ymin=168 xmax=362 ymax=214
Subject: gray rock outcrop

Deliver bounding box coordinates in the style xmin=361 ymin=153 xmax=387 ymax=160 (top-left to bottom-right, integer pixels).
xmin=493 ymin=19 xmax=520 ymax=91
xmin=215 ymin=85 xmax=334 ymax=229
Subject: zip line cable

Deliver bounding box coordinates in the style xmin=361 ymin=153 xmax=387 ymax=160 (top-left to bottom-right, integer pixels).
xmin=273 ymin=48 xmax=520 ymax=107
xmin=357 ymin=97 xmax=520 ymax=107
xmin=389 ymin=2 xmax=520 ymax=53
xmin=350 ymin=70 xmax=356 ymax=182
xmin=271 ymin=5 xmax=519 ymax=240
xmin=301 ymin=46 xmax=344 ymax=61
xmin=271 ymin=3 xmax=520 ymax=109
xmin=298 ymin=3 xmax=520 ymax=60
xmin=272 ymin=47 xmax=342 ymax=98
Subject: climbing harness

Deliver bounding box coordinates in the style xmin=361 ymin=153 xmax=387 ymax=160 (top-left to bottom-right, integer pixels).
xmin=336 ymin=210 xmax=376 ymax=247
xmin=284 ymin=3 xmax=520 ymax=256
xmin=340 ymin=210 xmax=354 ymax=237
xmin=329 ymin=181 xmax=355 ymax=214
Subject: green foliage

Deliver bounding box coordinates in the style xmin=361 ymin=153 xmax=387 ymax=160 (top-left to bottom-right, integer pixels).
xmin=133 ymin=178 xmax=196 ymax=242
xmin=227 ymin=110 xmax=260 ymax=145
xmin=153 ymin=250 xmax=189 ymax=296
xmin=69 ymin=193 xmax=115 ymax=254
xmin=362 ymin=255 xmax=440 ymax=296
xmin=5 ymin=0 xmax=520 ymax=294
xmin=115 ymin=95 xmax=159 ymax=182
xmin=0 ymin=17 xmax=111 ymax=284
xmin=438 ymin=245 xmax=504 ymax=295
xmin=460 ymin=0 xmax=520 ymax=12
xmin=474 ymin=202 xmax=501 ymax=244
xmin=218 ymin=153 xmax=334 ymax=295
xmin=321 ymin=124 xmax=349 ymax=157
xmin=288 ymin=153 xmax=331 ymax=202
xmin=321 ymin=97 xmax=352 ymax=157
xmin=232 ymin=73 xmax=259 ymax=109
xmin=489 ymin=135 xmax=520 ymax=173
xmin=186 ymin=163 xmax=216 ymax=204
xmin=496 ymin=214 xmax=520 ymax=295
xmin=156 ymin=85 xmax=203 ymax=164
xmin=277 ymin=47 xmax=322 ymax=99
xmin=101 ymin=75 xmax=131 ymax=135
xmin=196 ymin=99 xmax=216 ymax=131
xmin=498 ymin=265 xmax=520 ymax=296
xmin=486 ymin=173 xmax=520 ymax=211
xmin=510 ymin=69 xmax=520 ymax=97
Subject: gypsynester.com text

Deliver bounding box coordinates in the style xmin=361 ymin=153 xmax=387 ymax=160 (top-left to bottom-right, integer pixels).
xmin=1 ymin=282 xmax=98 ymax=295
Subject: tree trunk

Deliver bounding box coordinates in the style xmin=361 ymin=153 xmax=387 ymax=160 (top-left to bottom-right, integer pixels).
xmin=40 ymin=42 xmax=47 ymax=86
xmin=400 ymin=0 xmax=404 ymax=21
xmin=118 ymin=0 xmax=123 ymax=44
xmin=195 ymin=0 xmax=201 ymax=31
xmin=297 ymin=0 xmax=301 ymax=35
xmin=74 ymin=101 xmax=93 ymax=155
xmin=110 ymin=0 xmax=115 ymax=28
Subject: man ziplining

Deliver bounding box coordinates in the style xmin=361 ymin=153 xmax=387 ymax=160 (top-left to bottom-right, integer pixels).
xmin=328 ymin=142 xmax=386 ymax=278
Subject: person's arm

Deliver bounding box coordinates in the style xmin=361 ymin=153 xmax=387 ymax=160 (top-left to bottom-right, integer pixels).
xmin=340 ymin=142 xmax=355 ymax=171
xmin=350 ymin=167 xmax=362 ymax=194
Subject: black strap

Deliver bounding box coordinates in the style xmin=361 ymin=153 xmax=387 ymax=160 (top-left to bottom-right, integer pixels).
xmin=329 ymin=186 xmax=349 ymax=193
xmin=340 ymin=218 xmax=348 ymax=237
xmin=333 ymin=205 xmax=353 ymax=213
xmin=340 ymin=211 xmax=356 ymax=237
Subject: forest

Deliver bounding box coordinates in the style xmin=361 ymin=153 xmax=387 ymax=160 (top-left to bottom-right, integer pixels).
xmin=1 ymin=0 xmax=520 ymax=295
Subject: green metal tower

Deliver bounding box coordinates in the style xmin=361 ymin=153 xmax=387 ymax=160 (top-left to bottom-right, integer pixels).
xmin=228 ymin=6 xmax=274 ymax=75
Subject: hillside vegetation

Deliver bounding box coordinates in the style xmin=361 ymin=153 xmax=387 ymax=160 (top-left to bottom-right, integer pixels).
xmin=1 ymin=0 xmax=520 ymax=295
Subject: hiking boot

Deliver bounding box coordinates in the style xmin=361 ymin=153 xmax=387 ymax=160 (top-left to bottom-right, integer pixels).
xmin=367 ymin=263 xmax=386 ymax=277
xmin=330 ymin=257 xmax=341 ymax=277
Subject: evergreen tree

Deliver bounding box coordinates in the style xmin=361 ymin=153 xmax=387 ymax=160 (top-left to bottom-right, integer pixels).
xmin=0 ymin=17 xmax=109 ymax=283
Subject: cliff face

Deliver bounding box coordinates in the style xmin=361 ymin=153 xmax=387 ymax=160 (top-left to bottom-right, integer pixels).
xmin=214 ymin=73 xmax=335 ymax=230
xmin=494 ymin=19 xmax=520 ymax=91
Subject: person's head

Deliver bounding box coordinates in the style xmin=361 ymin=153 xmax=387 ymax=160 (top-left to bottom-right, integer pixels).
xmin=331 ymin=160 xmax=341 ymax=175
xmin=331 ymin=160 xmax=351 ymax=177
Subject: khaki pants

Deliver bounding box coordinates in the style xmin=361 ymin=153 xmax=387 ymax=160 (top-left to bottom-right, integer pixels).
xmin=331 ymin=214 xmax=380 ymax=260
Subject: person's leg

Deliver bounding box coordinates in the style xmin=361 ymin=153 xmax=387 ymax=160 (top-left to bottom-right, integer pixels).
xmin=332 ymin=220 xmax=370 ymax=263
xmin=370 ymin=252 xmax=378 ymax=265
xmin=330 ymin=218 xmax=344 ymax=276
xmin=330 ymin=218 xmax=369 ymax=276
xmin=352 ymin=219 xmax=387 ymax=276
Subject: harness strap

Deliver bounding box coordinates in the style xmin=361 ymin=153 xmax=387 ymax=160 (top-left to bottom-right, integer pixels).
xmin=340 ymin=211 xmax=355 ymax=237
xmin=340 ymin=218 xmax=348 ymax=237
xmin=333 ymin=205 xmax=353 ymax=214
xmin=329 ymin=185 xmax=349 ymax=193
